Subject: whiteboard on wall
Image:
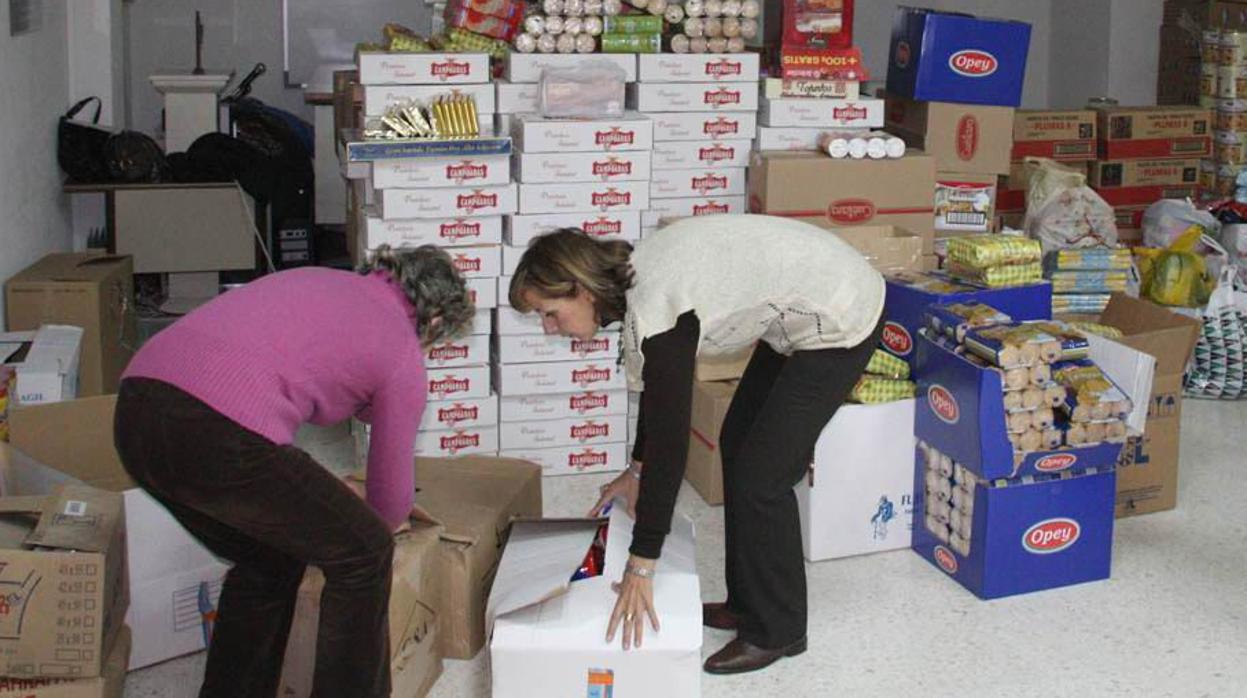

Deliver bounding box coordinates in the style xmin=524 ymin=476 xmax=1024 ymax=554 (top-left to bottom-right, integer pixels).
xmin=282 ymin=0 xmax=433 ymax=88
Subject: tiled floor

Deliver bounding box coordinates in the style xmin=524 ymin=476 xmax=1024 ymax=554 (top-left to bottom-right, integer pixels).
xmin=125 ymin=398 xmax=1247 ymax=697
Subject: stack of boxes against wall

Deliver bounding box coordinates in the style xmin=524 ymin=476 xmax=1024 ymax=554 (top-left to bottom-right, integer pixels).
xmin=494 ymin=53 xmax=642 ymax=477
xmin=352 ymin=52 xmax=507 ymax=458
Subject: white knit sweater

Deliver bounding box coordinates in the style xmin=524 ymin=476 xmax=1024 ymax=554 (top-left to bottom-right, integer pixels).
xmin=621 ymin=214 xmax=886 ymax=391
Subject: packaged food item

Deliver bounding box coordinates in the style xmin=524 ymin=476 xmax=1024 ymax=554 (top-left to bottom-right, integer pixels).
xmin=864 ymin=349 xmax=911 ymax=379
xmin=1048 ymin=270 xmax=1130 ymax=294
xmin=925 ymin=302 xmax=1012 ymax=342
xmin=945 ymin=234 xmax=1043 ymax=269
xmin=850 ymin=376 xmax=916 ymax=404
xmin=1044 ymin=248 xmax=1132 ymax=271
xmin=1052 ymin=360 xmax=1134 ymax=424
xmin=539 ymin=61 xmax=628 ymax=118
xmin=945 ymin=260 xmax=1044 ymax=289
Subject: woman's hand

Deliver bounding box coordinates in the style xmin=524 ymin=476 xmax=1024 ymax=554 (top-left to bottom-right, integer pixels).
xmin=589 ymin=460 xmax=641 ymax=517
xmin=606 ymin=555 xmax=659 ymax=650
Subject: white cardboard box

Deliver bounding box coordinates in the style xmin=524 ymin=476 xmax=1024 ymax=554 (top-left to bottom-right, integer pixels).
xmin=505 ymin=53 xmax=638 ymax=83
xmin=414 ymin=425 xmax=499 ymax=457
xmin=628 ymin=82 xmax=759 ymax=113
xmin=424 ymin=333 xmax=491 ymax=368
xmin=650 ymin=167 xmax=747 ymax=199
xmin=468 ymin=277 xmax=498 ymax=310
xmin=495 ymin=332 xmax=621 ymax=364
xmin=447 ymin=245 xmax=502 ymax=279
xmin=496 ymin=80 xmax=541 ymax=113
xmin=497 ymin=442 xmax=629 ymax=477
xmin=494 ymin=359 xmax=626 ymax=395
xmin=420 ymin=394 xmax=499 ymax=432
xmin=372 ymin=155 xmax=511 ymax=189
xmin=498 ymin=415 xmax=627 ymax=450
xmin=502 ymin=246 xmax=524 ymax=277
xmin=506 ymin=211 xmax=642 ymax=246
xmin=650 ymin=112 xmax=758 ymax=142
xmin=499 ymin=390 xmax=629 ymax=422
xmin=495 ymin=306 xmax=545 ymax=336
xmin=518 ymin=181 xmax=650 ymax=215
xmin=488 ymin=509 xmax=700 ymax=694
xmin=362 ymin=83 xmax=496 ymax=118
xmin=759 ymin=97 xmax=885 ymax=129
xmin=471 ymin=307 xmax=493 ymax=335
xmin=637 ymin=53 xmax=760 ymax=83
xmin=427 ymin=365 xmax=492 ymax=401
xmin=755 ymin=126 xmax=868 ymax=152
xmin=495 ymin=114 xmax=516 ymax=140
xmin=795 ymin=400 xmax=917 ymax=562
xmin=511 ymin=113 xmax=654 ymax=153
xmin=377 ymin=183 xmax=517 ymax=219
xmin=514 ymin=151 xmax=653 ymax=184
xmin=363 ymin=213 xmax=504 ymax=249
xmin=641 ymin=196 xmax=747 ymax=227
xmin=651 ymin=139 xmax=752 ymax=170
xmin=357 ymin=52 xmax=490 ymax=86
xmin=1 ymin=325 xmax=83 ymax=406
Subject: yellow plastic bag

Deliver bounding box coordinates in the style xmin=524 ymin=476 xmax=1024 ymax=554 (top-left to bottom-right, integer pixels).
xmin=1135 ymin=225 xmax=1216 ymax=307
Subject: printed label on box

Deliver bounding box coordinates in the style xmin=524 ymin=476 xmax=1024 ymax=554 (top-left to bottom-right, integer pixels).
xmin=651 ymin=140 xmax=752 ymax=169
xmin=494 ymin=360 xmax=626 ymax=395
xmin=358 ymin=52 xmax=491 ymax=85
xmin=637 ymin=53 xmax=761 ymax=83
xmin=363 ymin=214 xmax=503 ymax=249
xmin=372 ymin=155 xmax=511 ymax=189
xmin=499 ymin=442 xmax=628 ymax=476
xmin=499 ymin=390 xmax=629 ymax=421
xmin=426 ymin=365 xmax=492 ymax=401
xmin=642 ymin=196 xmax=747 ymax=227
xmin=499 ymin=415 xmax=627 ymax=450
xmin=377 ymin=183 xmax=517 ymax=219
xmin=760 ymin=97 xmax=885 ymax=129
xmin=629 ymin=83 xmax=760 ymax=113
xmin=755 ymin=127 xmax=866 ymax=152
xmin=506 ymin=211 xmax=642 ymax=246
xmin=934 ymin=179 xmax=996 ymax=232
xmin=496 ymin=80 xmax=540 ymax=113
xmin=651 ymin=167 xmax=747 ymax=199
xmin=518 ymin=181 xmax=651 ymax=214
xmin=505 ymin=53 xmax=637 ymax=83
xmin=514 ymin=151 xmax=653 ymax=184
xmin=512 ymin=114 xmax=654 ymax=153
xmin=415 ymin=425 xmax=499 ymax=457
xmin=650 ymin=112 xmax=759 ymax=142
xmin=420 ymin=395 xmax=499 ymax=431
xmin=424 ymin=333 xmax=491 ymax=367
xmin=496 ymin=332 xmax=621 ymax=364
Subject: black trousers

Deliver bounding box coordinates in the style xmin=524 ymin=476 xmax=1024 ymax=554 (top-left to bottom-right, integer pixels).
xmin=719 ymin=322 xmax=882 ymax=649
xmin=114 ymin=378 xmax=394 ymax=698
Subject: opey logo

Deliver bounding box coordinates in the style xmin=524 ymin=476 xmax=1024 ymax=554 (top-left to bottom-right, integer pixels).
xmin=881 ymin=321 xmax=913 ymax=356
xmin=1023 ymin=518 xmax=1080 ymax=554
xmin=933 ymin=545 xmax=958 ymax=574
xmin=927 ymin=385 xmax=960 ymax=424
xmin=957 ymin=115 xmax=980 ymax=161
xmin=827 ymin=198 xmax=876 ymax=224
xmin=1035 ymin=453 xmax=1078 ymax=473
xmin=949 ymin=50 xmax=998 ymax=77
xmin=894 ymin=41 xmax=912 ymax=69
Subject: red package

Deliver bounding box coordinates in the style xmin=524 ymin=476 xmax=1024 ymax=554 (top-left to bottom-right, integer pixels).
xmin=444 ymin=4 xmax=524 ymax=41
xmin=779 ymin=46 xmax=868 ymax=81
xmin=776 ymin=0 xmax=854 ymax=51
xmin=447 ymin=0 xmax=525 ymax=23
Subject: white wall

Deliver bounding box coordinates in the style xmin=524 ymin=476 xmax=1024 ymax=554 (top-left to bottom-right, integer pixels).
xmin=1107 ymin=0 xmax=1165 ymax=106
xmin=1047 ymin=0 xmax=1164 ymax=108
xmin=0 ymin=1 xmax=72 ymax=329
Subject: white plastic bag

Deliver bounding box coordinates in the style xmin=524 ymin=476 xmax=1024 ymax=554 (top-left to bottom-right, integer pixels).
xmin=1141 ymin=198 xmax=1219 ymax=251
xmin=539 ymin=61 xmax=626 ymax=119
xmin=1183 ymin=246 xmax=1247 ymax=399
xmin=1022 ymin=158 xmax=1118 ymax=252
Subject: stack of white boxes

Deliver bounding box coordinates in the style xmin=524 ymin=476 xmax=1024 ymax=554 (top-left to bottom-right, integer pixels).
xmin=493 ymin=53 xmax=649 ymax=477
xmin=754 ymin=77 xmax=885 ymax=152
xmin=354 ymin=52 xmax=511 ymax=457
xmin=631 ymin=53 xmax=760 ymax=235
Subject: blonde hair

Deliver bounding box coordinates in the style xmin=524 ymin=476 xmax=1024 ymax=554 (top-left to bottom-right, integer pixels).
xmin=508 ymin=229 xmax=634 ymax=324
xmin=358 ymin=244 xmax=474 ymax=344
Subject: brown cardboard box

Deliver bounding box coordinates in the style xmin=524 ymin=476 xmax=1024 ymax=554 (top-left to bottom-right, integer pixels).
xmin=0 ymin=626 xmax=130 ymax=698
xmin=696 ymin=346 xmax=754 ymax=382
xmin=1097 ymin=294 xmax=1202 ymax=517
xmin=113 ymin=184 xmax=257 ymax=274
xmin=5 ymin=254 xmax=135 ymax=397
xmin=920 ymin=254 xmax=940 ymax=272
xmin=1088 ymin=157 xmax=1202 ymax=188
xmin=1095 ymin=106 xmax=1212 ymax=159
xmin=748 ymin=150 xmax=937 ymax=253
xmin=279 ymin=524 xmax=444 ymax=698
xmin=884 ymin=94 xmax=1014 ymax=175
xmin=832 ymin=225 xmax=924 ymax=273
xmin=415 ymin=456 xmax=542 ymax=659
xmin=934 ymin=172 xmax=997 ymax=234
xmin=1011 ymin=110 xmax=1097 ymax=161
xmin=0 ymin=484 xmax=127 ymax=679
xmin=685 ymin=380 xmax=737 ymax=506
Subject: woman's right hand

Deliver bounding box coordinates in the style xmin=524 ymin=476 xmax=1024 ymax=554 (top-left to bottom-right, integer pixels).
xmin=589 ymin=460 xmax=641 ymax=518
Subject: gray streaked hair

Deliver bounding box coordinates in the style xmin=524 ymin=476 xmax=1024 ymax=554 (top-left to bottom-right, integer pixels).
xmin=358 ymin=244 xmax=474 ymax=345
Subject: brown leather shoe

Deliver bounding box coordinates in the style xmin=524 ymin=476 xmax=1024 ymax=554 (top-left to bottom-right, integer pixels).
xmin=702 ymin=602 xmax=739 ymax=630
xmin=703 ymin=636 xmax=808 ymax=675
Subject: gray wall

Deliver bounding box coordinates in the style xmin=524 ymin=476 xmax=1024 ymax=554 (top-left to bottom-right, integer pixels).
xmin=0 ymin=1 xmax=72 ymax=328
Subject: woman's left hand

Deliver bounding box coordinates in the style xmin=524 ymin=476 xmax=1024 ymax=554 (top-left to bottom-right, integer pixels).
xmin=606 ymin=555 xmax=660 ymax=650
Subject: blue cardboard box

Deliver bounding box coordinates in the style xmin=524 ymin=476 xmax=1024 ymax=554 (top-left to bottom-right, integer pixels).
xmin=882 ymin=272 xmax=1051 ymax=367
xmin=914 ymin=332 xmax=1125 ymax=479
xmin=887 ymin=7 xmax=1032 ymax=107
xmin=912 ymin=445 xmax=1116 ymax=600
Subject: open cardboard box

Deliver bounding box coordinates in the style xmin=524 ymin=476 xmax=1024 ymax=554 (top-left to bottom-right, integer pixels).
xmin=487 ymin=508 xmax=701 ymax=697
xmin=0 ymin=325 xmax=83 ymax=406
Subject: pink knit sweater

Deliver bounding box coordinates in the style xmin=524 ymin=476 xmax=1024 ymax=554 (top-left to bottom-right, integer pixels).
xmin=124 ymin=268 xmax=427 ymax=528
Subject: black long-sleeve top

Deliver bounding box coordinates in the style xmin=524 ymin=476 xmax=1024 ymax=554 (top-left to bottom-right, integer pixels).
xmin=627 ymin=311 xmax=700 ymax=560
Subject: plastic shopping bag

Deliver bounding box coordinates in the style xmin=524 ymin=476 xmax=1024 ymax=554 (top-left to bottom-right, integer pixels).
xmin=1184 ymin=263 xmax=1247 ymax=400
xmin=1135 ymin=226 xmax=1218 ymax=308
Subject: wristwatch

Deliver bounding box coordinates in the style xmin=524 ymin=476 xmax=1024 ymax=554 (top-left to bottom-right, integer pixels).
xmin=625 ymin=563 xmax=655 ymax=579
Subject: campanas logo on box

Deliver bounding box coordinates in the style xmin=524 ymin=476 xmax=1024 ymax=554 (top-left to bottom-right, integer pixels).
xmin=705 ymin=117 xmax=742 ymax=138
xmin=456 ymin=190 xmax=499 ymax=214
xmin=452 ymin=253 xmax=484 ymax=275
xmin=590 ymin=189 xmax=632 ymax=210
xmin=569 ymin=421 xmax=612 ymax=441
xmin=595 ymin=128 xmax=636 ymax=149
xmin=705 ymin=87 xmax=744 ymax=108
xmin=431 ymin=59 xmax=473 ymax=80
xmin=444 ymin=161 xmax=491 ymax=184
xmin=439 ymin=430 xmax=482 ymax=453
xmin=429 ymin=375 xmax=472 ymax=399
xmin=440 ymin=219 xmax=483 ymax=243
xmin=700 ymin=143 xmax=738 ymax=163
xmin=592 ymin=158 xmax=634 ymax=178
xmin=427 ymin=343 xmax=471 ymax=363
xmin=582 ymin=217 xmax=624 ymax=236
xmin=569 ymin=392 xmax=612 ymax=412
xmin=569 ymin=448 xmax=610 ymax=470
xmin=692 ymin=200 xmax=733 ymax=216
xmin=690 ymin=173 xmax=730 ymax=194
xmin=705 ymin=58 xmax=745 ymax=78
xmin=434 ymin=403 xmax=480 ymax=428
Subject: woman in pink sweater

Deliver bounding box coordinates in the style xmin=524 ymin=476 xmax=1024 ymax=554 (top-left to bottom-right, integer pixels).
xmin=114 ymin=245 xmax=472 ymax=698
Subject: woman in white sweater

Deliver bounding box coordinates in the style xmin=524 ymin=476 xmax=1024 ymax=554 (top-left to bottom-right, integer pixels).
xmin=509 ymin=213 xmax=885 ymax=675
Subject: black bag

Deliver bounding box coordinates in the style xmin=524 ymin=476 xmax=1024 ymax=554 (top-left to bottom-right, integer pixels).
xmin=103 ymin=130 xmax=169 ymax=184
xmin=57 ymin=96 xmax=112 ymax=183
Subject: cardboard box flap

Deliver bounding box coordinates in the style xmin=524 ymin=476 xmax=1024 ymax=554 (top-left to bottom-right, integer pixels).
xmin=833 ymin=225 xmax=924 ymax=273
xmin=1084 ymin=334 xmax=1156 ymax=435
xmin=0 ymin=326 xmax=82 ymax=372
xmin=486 ymin=517 xmax=603 ymax=631
xmin=1 ymin=484 xmax=122 ymax=553
xmin=416 ymin=456 xmax=542 ymax=548
xmin=8 ymin=395 xmax=136 ymax=492
xmin=1099 ymin=294 xmax=1202 ymax=376
xmin=8 ymin=253 xmax=131 ymax=284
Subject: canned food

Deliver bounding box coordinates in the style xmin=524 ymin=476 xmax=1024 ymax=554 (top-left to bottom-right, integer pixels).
xmin=1205 ymin=30 xmax=1223 ymax=65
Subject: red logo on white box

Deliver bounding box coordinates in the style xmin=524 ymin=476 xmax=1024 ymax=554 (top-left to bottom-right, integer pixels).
xmin=827 ymin=198 xmax=876 ymax=224
xmin=1023 ymin=518 xmax=1080 ymax=554
xmin=572 ymin=366 xmax=612 ymax=386
xmin=436 ymin=403 xmax=479 ymax=427
xmin=957 ymin=115 xmax=980 ymax=161
xmin=591 ymin=189 xmax=632 ymax=210
xmin=592 ymin=159 xmax=633 ymax=178
xmin=571 ymin=422 xmax=610 ymax=441
xmin=693 ymin=201 xmax=731 ymax=216
xmin=440 ymin=431 xmax=481 ymax=453
xmin=705 ymin=88 xmax=742 ymax=107
xmin=705 ymin=59 xmax=743 ymax=78
xmin=692 ymin=174 xmax=729 ymax=194
xmin=439 ymin=219 xmax=481 ymax=242
xmin=457 ymin=191 xmax=498 ymax=213
xmin=704 ymin=118 xmax=740 ymax=138
xmin=1035 ymin=453 xmax=1078 ymax=473
xmin=570 ymin=393 xmax=609 ymax=412
xmin=429 ymin=376 xmax=470 ymax=398
xmin=933 ymin=545 xmax=958 ymax=573
xmin=428 ymin=344 xmax=470 ymax=362
xmin=453 ymin=254 xmax=483 ymax=273
xmin=582 ymin=217 xmax=623 ymax=236
xmin=928 ymin=385 xmax=960 ymax=424
xmin=882 ymin=322 xmax=913 ymax=356
xmin=431 ymin=60 xmax=471 ymax=80
xmin=445 ymin=162 xmax=488 ymax=183
xmin=832 ymin=105 xmax=869 ymax=124
xmin=596 ymin=128 xmax=636 ymax=149
xmin=569 ymin=449 xmax=609 ymax=470
xmin=699 ymin=144 xmax=736 ymax=163
xmin=948 ymin=50 xmax=999 ymax=77
xmin=571 ymin=337 xmax=610 ymax=355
